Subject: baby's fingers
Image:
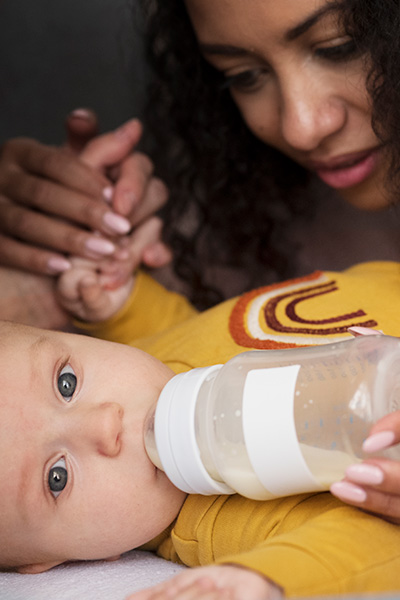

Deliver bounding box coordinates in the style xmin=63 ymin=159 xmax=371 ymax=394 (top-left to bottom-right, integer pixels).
xmin=114 ymin=216 xmax=171 ymax=274
xmin=126 ymin=578 xmax=228 ymax=600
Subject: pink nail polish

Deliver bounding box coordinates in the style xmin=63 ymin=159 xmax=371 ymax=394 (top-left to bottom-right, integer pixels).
xmin=70 ymin=108 xmax=91 ymax=120
xmin=47 ymin=257 xmax=71 ymax=274
xmin=345 ymin=463 xmax=384 ymax=485
xmin=103 ymin=187 xmax=114 ymax=203
xmin=330 ymin=481 xmax=367 ymax=503
xmin=362 ymin=430 xmax=395 ymax=453
xmin=85 ymin=237 xmax=115 ymax=256
xmin=348 ymin=326 xmax=383 ymax=337
xmin=103 ymin=212 xmax=131 ymax=234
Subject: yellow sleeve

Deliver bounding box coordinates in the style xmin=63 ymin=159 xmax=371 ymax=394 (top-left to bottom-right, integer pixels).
xmin=74 ymin=270 xmax=198 ymax=346
xmin=165 ymin=493 xmax=400 ymax=597
xmin=218 ymin=504 xmax=400 ymax=596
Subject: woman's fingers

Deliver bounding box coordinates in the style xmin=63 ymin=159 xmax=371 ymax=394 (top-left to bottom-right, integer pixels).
xmin=64 ymin=108 xmax=99 ymax=153
xmin=0 ymin=233 xmax=70 ymax=275
xmin=0 ymin=200 xmax=130 ymax=268
xmin=0 ymin=137 xmax=109 ymax=197
xmin=331 ymin=456 xmax=400 ymax=524
xmin=1 ymin=170 xmax=130 ymax=236
xmin=81 ymin=118 xmax=143 ymax=172
xmin=113 ymin=153 xmax=169 ymax=223
xmin=111 ymin=151 xmax=154 ymax=217
xmin=365 ymin=410 xmax=400 ymax=448
xmin=0 ymin=120 xmax=170 ymax=275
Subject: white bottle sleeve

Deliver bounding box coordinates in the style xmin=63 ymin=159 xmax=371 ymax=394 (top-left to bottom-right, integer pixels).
xmin=242 ymin=366 xmax=325 ymax=496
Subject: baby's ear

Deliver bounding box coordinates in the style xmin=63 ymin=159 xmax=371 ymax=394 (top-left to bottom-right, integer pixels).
xmin=17 ymin=561 xmax=62 ymax=574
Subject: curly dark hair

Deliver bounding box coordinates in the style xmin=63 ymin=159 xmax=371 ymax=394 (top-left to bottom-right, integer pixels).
xmin=337 ymin=0 xmax=400 ymax=187
xmin=138 ymin=0 xmax=400 ymax=308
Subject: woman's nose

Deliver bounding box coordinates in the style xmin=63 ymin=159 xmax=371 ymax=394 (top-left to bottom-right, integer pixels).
xmin=73 ymin=402 xmax=124 ymax=457
xmin=280 ymin=79 xmax=347 ymax=152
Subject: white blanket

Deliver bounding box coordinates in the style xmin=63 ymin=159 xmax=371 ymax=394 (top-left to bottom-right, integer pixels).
xmin=0 ymin=550 xmax=186 ymax=600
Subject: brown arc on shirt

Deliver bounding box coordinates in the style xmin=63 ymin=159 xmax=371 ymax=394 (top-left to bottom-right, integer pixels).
xmin=229 ymin=271 xmax=378 ymax=349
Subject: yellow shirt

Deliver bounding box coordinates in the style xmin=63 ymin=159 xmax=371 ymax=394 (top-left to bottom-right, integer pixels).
xmin=79 ymin=261 xmax=400 ymax=596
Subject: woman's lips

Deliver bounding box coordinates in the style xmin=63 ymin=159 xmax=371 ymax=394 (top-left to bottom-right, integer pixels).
xmin=311 ymin=148 xmax=381 ymax=189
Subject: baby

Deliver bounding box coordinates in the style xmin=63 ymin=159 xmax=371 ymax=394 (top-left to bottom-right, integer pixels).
xmin=2 ymin=258 xmax=400 ymax=599
xmin=0 ymin=262 xmax=280 ymax=599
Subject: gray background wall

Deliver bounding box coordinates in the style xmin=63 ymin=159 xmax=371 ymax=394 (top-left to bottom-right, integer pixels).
xmin=0 ymin=0 xmax=148 ymax=144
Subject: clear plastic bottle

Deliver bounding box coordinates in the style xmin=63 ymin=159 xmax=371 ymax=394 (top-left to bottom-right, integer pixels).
xmin=144 ymin=335 xmax=400 ymax=500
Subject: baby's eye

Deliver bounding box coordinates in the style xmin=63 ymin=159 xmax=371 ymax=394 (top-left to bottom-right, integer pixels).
xmin=48 ymin=457 xmax=68 ymax=499
xmin=58 ymin=364 xmax=77 ymax=401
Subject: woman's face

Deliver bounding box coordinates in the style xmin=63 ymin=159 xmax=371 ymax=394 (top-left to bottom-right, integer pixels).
xmin=185 ymin=0 xmax=389 ymax=210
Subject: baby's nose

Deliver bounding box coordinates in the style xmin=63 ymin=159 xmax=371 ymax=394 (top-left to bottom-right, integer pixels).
xmin=82 ymin=402 xmax=124 ymax=457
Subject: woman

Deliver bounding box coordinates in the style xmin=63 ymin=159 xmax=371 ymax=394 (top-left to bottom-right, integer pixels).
xmin=138 ymin=0 xmax=400 ymax=523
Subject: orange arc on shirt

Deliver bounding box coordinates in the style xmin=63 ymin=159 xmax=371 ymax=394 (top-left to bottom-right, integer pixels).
xmin=229 ymin=271 xmax=378 ymax=349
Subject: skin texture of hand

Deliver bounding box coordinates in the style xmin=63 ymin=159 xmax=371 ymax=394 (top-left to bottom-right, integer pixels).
xmin=331 ymin=410 xmax=400 ymax=524
xmin=57 ymin=256 xmax=134 ymax=323
xmin=0 ymin=131 xmax=116 ymax=273
xmin=0 ymin=113 xmax=171 ymax=274
xmin=0 ymin=266 xmax=69 ymax=330
xmin=125 ymin=565 xmax=283 ymax=600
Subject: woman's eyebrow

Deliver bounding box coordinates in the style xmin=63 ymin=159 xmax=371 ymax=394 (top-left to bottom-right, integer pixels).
xmin=285 ymin=5 xmax=337 ymax=42
xmin=199 ymin=43 xmax=250 ymax=58
xmin=199 ymin=5 xmax=338 ymax=57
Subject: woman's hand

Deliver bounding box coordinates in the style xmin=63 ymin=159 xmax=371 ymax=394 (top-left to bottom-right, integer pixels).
xmin=331 ymin=411 xmax=400 ymax=524
xmin=0 ymin=113 xmax=170 ymax=274
xmin=125 ymin=565 xmax=283 ymax=600
xmin=80 ymin=119 xmax=171 ymax=272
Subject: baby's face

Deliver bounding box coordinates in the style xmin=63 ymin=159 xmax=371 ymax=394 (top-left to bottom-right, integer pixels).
xmin=0 ymin=322 xmax=185 ymax=572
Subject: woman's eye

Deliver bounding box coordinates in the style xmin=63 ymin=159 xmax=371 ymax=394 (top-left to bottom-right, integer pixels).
xmin=315 ymin=38 xmax=360 ymax=62
xmin=57 ymin=364 xmax=77 ymax=401
xmin=220 ymin=68 xmax=268 ymax=93
xmin=48 ymin=457 xmax=68 ymax=499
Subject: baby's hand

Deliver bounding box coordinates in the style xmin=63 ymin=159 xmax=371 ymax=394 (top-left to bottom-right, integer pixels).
xmin=125 ymin=565 xmax=283 ymax=600
xmin=57 ymin=256 xmax=134 ymax=322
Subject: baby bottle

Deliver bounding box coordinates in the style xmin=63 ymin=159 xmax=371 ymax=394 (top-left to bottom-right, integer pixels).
xmin=144 ymin=335 xmax=400 ymax=500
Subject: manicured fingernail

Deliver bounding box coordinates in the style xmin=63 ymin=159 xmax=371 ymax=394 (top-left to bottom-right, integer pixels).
xmin=103 ymin=186 xmax=114 ymax=203
xmin=348 ymin=326 xmax=383 ymax=337
xmin=103 ymin=212 xmax=131 ymax=234
xmin=362 ymin=430 xmax=395 ymax=453
xmin=330 ymin=481 xmax=367 ymax=503
xmin=345 ymin=463 xmax=384 ymax=485
xmin=85 ymin=237 xmax=115 ymax=256
xmin=47 ymin=257 xmax=71 ymax=274
xmin=70 ymin=108 xmax=92 ymax=120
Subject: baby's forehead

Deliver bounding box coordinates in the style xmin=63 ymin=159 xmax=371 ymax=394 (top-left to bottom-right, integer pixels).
xmin=0 ymin=321 xmax=69 ymax=359
xmin=0 ymin=321 xmax=51 ymax=351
